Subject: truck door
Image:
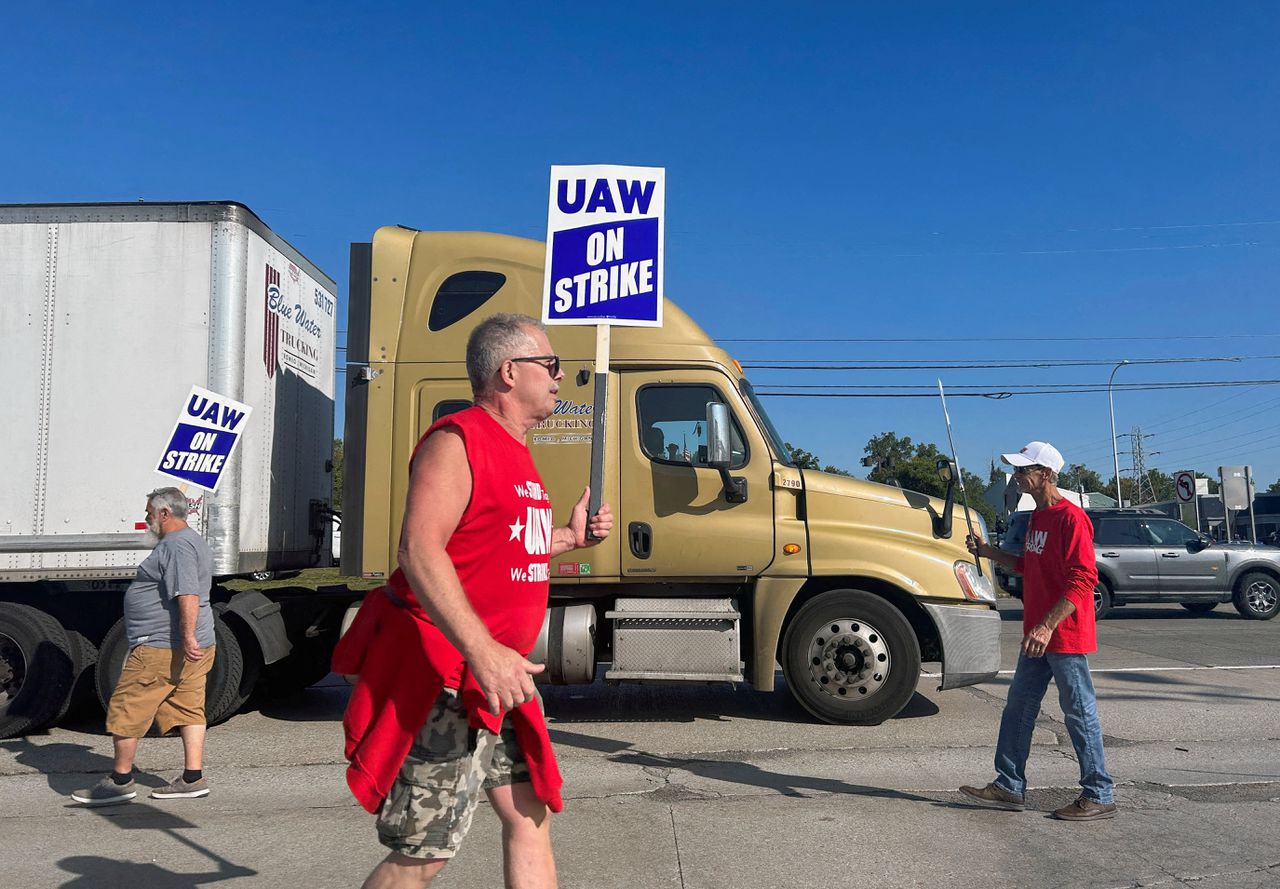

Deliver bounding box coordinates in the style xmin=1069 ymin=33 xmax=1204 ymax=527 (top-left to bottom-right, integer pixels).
xmin=620 ymin=373 xmax=774 ymax=577
xmin=1142 ymin=517 xmax=1227 ymax=595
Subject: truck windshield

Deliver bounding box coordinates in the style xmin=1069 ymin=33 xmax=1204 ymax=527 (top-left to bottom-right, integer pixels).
xmin=739 ymin=377 xmax=794 ymax=466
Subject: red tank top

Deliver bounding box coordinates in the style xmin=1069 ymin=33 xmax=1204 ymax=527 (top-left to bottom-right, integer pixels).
xmin=388 ymin=405 xmax=553 ymax=656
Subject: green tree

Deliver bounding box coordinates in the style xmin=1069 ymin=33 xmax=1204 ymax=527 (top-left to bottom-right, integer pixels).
xmin=1098 ymin=470 xmax=1180 ymax=506
xmin=785 ymin=443 xmax=820 ymax=470
xmin=861 ymin=433 xmax=996 ymax=527
xmin=332 ymin=438 xmax=345 ymax=507
xmin=1144 ymin=470 xmax=1175 ymax=503
xmin=1268 ymin=478 xmax=1280 ymax=494
xmin=783 ymin=443 xmax=853 ymax=476
xmin=1059 ymin=463 xmax=1106 ymax=494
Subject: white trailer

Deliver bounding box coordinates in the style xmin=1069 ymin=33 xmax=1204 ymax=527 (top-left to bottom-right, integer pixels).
xmin=0 ymin=202 xmax=352 ymax=737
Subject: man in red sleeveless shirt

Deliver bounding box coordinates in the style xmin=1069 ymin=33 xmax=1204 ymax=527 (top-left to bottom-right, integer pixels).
xmin=960 ymin=441 xmax=1117 ymax=821
xmin=347 ymin=313 xmax=613 ymax=889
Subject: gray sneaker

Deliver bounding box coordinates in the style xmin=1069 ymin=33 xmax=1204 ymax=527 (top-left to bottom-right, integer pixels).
xmin=71 ymin=776 xmax=137 ymax=806
xmin=959 ymin=782 xmax=1026 ymax=811
xmin=151 ymin=776 xmax=210 ymax=799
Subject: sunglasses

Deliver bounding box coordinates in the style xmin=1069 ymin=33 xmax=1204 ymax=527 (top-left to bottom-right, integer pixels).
xmin=1013 ymin=465 xmax=1044 ymax=475
xmin=510 ymin=354 xmax=561 ymax=376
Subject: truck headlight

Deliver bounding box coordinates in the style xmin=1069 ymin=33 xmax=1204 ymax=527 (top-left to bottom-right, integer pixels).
xmin=954 ymin=560 xmax=996 ymax=603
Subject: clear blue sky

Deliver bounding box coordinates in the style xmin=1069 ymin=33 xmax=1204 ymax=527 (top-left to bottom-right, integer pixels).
xmin=7 ymin=2 xmax=1280 ymax=489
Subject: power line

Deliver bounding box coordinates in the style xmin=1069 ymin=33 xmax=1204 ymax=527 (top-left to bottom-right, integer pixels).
xmin=742 ymin=355 xmax=1280 ymax=369
xmin=757 ymin=379 xmax=1280 ymax=394
xmin=1144 ymin=416 xmax=1280 ymax=450
xmin=721 ymin=334 xmax=1280 ymax=344
xmin=1150 ymin=433 xmax=1280 ymax=472
xmin=1053 ymin=386 xmax=1280 ymax=458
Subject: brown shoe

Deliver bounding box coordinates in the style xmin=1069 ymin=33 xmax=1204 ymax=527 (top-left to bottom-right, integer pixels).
xmin=959 ymin=782 xmax=1025 ymax=811
xmin=1052 ymin=796 xmax=1117 ymax=821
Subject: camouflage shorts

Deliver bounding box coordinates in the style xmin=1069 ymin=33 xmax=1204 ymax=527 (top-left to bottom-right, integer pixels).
xmin=376 ymin=686 xmax=531 ymax=860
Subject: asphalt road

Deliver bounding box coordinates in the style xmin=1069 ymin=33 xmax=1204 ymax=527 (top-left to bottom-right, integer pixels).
xmin=3 ymin=600 xmax=1278 ymax=889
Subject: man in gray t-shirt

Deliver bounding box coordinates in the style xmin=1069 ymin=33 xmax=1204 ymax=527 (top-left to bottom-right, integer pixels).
xmin=73 ymin=487 xmax=219 ymax=807
xmin=124 ymin=525 xmax=214 ymax=649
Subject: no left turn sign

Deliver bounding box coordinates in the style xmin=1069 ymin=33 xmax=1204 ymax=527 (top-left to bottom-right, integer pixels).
xmin=1175 ymin=471 xmax=1197 ymax=503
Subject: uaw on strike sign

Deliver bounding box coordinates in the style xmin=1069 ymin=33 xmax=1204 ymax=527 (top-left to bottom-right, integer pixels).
xmin=543 ymin=164 xmax=664 ymax=327
xmin=156 ymin=385 xmax=253 ymax=493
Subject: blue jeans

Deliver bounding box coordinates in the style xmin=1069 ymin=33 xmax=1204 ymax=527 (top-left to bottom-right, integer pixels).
xmin=993 ymin=652 xmax=1114 ymax=804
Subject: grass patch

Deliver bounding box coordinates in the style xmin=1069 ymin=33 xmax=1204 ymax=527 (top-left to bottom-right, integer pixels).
xmin=222 ymin=567 xmax=383 ymax=592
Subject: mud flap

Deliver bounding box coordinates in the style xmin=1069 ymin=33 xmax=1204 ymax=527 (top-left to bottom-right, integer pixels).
xmin=225 ymin=590 xmax=293 ymax=665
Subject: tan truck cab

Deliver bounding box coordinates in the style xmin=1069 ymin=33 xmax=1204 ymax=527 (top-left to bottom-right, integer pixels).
xmin=343 ymin=228 xmax=1000 ymax=724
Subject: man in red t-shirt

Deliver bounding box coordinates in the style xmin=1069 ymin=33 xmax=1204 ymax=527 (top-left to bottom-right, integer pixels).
xmin=960 ymin=440 xmax=1117 ymax=821
xmin=354 ymin=313 xmax=614 ymax=889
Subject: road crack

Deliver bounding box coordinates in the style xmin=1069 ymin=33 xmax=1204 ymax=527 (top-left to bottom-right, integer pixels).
xmin=669 ymin=806 xmax=686 ymax=888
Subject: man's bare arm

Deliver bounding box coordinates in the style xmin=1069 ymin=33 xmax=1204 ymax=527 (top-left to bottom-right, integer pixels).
xmin=1023 ymin=595 xmax=1076 ymax=657
xmin=549 ymin=487 xmax=613 ymax=557
xmin=397 ymin=429 xmax=543 ymax=714
xmin=966 ymin=534 xmax=1019 ymax=571
xmin=175 ymin=594 xmax=203 ymax=662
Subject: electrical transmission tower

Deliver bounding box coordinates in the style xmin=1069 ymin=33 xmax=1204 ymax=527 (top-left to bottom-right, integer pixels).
xmin=1129 ymin=425 xmax=1156 ymax=505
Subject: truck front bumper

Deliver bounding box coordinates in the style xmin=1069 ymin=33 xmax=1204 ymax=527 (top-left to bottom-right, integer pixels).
xmin=920 ymin=602 xmax=1001 ymax=690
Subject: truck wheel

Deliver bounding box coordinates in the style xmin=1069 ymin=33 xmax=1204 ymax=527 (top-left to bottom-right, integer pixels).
xmin=0 ymin=603 xmax=75 ymax=739
xmin=250 ymin=637 xmax=332 ymax=702
xmin=1094 ymin=581 xmax=1114 ymax=620
xmin=781 ymin=590 xmax=920 ymax=725
xmin=53 ymin=629 xmax=99 ymax=724
xmin=1233 ymin=572 xmax=1280 ymax=621
xmin=94 ymin=618 xmax=129 ymax=712
xmin=1180 ymin=602 xmax=1218 ymax=615
xmin=248 ymin=599 xmax=341 ymax=703
xmin=95 ymin=614 xmax=249 ymax=727
xmin=203 ymin=615 xmax=250 ymax=726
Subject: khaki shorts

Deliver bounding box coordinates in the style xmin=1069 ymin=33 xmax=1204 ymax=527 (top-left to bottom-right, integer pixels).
xmin=105 ymin=644 xmax=216 ymax=738
xmin=376 ymin=686 xmax=531 ymax=860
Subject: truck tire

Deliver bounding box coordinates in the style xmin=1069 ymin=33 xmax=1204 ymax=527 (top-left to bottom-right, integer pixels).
xmin=781 ymin=590 xmax=920 ymax=725
xmin=95 ymin=614 xmax=248 ymax=728
xmin=250 ymin=638 xmax=332 ymax=702
xmin=208 ymin=613 xmax=262 ymax=721
xmin=203 ymin=615 xmax=249 ymax=726
xmin=246 ymin=598 xmax=342 ymax=704
xmin=1094 ymin=581 xmax=1114 ymax=620
xmin=53 ymin=629 xmax=99 ymax=724
xmin=94 ymin=618 xmax=130 ymax=712
xmin=0 ymin=603 xmax=75 ymax=739
xmin=1233 ymin=572 xmax=1280 ymax=621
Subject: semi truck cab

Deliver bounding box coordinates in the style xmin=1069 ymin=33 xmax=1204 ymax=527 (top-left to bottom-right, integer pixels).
xmin=343 ymin=227 xmax=1000 ymax=724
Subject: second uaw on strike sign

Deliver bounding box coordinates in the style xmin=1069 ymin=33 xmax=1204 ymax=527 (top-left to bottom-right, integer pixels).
xmin=542 ymin=164 xmax=665 ymax=327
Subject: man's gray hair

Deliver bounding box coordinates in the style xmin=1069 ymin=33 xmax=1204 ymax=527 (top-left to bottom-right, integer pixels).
xmin=148 ymin=487 xmax=189 ymax=519
xmin=466 ymin=313 xmax=543 ymax=396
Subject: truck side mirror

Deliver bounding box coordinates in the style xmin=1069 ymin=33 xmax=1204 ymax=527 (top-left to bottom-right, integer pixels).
xmin=706 ymin=402 xmax=747 ymax=504
xmin=933 ymin=458 xmax=958 ymax=538
xmin=706 ymin=402 xmax=732 ymax=469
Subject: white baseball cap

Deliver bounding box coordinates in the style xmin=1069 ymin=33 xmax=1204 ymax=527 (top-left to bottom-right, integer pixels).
xmin=1001 ymin=441 xmax=1065 ymax=474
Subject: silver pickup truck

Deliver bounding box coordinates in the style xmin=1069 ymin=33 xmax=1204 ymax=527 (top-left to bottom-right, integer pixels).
xmin=994 ymin=508 xmax=1280 ymax=620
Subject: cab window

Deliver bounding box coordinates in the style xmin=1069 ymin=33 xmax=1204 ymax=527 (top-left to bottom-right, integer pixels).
xmin=1002 ymin=512 xmax=1030 ymax=552
xmin=636 ymin=384 xmax=747 ymax=468
xmin=1143 ymin=519 xmax=1199 ymax=546
xmin=433 ymin=400 xmax=471 ymax=422
xmin=1094 ymin=518 xmax=1145 ymax=546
